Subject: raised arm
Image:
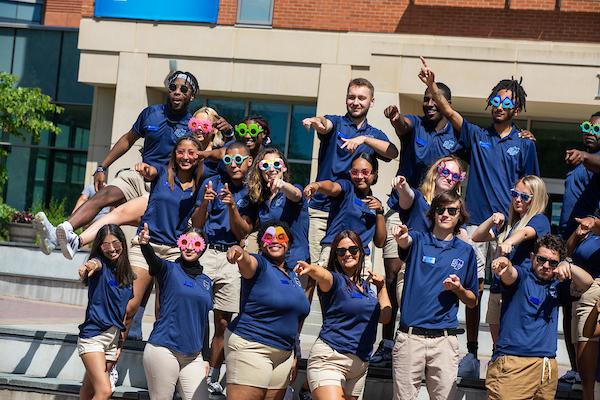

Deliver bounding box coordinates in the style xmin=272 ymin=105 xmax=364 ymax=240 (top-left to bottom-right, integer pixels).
xmin=340 ymin=136 xmax=399 ymax=161
xmin=472 ymin=213 xmax=504 ymax=243
xmin=369 ymin=271 xmax=392 ymax=324
xmin=94 ymin=130 xmax=139 ymax=191
xmin=384 ymin=105 xmax=414 ymax=138
xmin=302 ymin=116 xmax=333 ymax=136
xmin=303 ymin=180 xmax=343 ymax=200
xmin=294 ymin=261 xmax=334 ymax=292
xmin=220 ymin=184 xmax=254 ymax=240
xmin=566 ymin=218 xmax=592 ymax=256
xmin=271 ymin=179 xmax=302 ymax=203
xmin=134 ymin=162 xmax=158 ymax=182
xmin=227 ymin=245 xmax=258 ymax=279
xmin=566 ymin=150 xmax=600 ymax=174
xmin=191 ymin=181 xmax=216 ymax=228
xmin=391 ymin=176 xmax=415 ymax=210
xmin=554 ymin=261 xmax=594 ymax=294
xmin=138 ymin=223 xmax=164 ymax=277
xmin=392 ymin=224 xmax=412 ymax=250
xmin=491 ymin=256 xmax=519 ymax=287
xmin=363 ymin=195 xmax=386 ymax=248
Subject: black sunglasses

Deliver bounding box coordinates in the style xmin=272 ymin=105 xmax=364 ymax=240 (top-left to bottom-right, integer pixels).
xmin=434 ymin=207 xmax=459 ymax=216
xmin=335 ymin=246 xmax=360 ymax=257
xmin=168 ymin=83 xmax=190 ymax=94
xmin=535 ymin=255 xmax=560 ymax=269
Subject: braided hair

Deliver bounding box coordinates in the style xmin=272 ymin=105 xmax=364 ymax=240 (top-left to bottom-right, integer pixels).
xmin=485 ymin=77 xmax=527 ymax=112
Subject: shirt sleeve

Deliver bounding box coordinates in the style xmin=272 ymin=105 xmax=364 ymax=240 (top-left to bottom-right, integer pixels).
xmin=131 ymin=107 xmax=149 ymax=138
xmin=526 ymin=214 xmax=551 ymax=238
xmin=322 ymin=115 xmax=339 ymax=140
xmin=141 ymin=243 xmax=168 ymax=278
xmin=400 ymin=231 xmax=421 ymax=262
xmin=251 ymin=253 xmax=267 ymax=280
xmin=82 ymin=184 xmax=94 ymax=197
xmin=463 ymin=247 xmax=479 ymax=296
xmin=521 ymin=139 xmax=540 ymax=176
xmin=458 ymin=118 xmax=478 ymax=153
xmin=318 ymin=271 xmax=341 ymax=306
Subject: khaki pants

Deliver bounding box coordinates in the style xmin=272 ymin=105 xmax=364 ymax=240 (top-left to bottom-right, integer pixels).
xmin=383 ymin=210 xmax=402 ymax=259
xmin=199 ymin=248 xmax=241 ymax=313
xmin=109 ymin=169 xmax=151 ymax=202
xmin=392 ymin=330 xmax=459 ymax=400
xmin=572 ymin=278 xmax=600 ymax=343
xmin=486 ymin=355 xmax=558 ymax=400
xmin=466 ymin=224 xmax=495 ymax=279
xmin=308 ymin=208 xmax=329 ymax=265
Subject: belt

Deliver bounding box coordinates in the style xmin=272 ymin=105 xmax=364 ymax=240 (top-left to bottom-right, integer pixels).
xmin=208 ymin=243 xmax=229 ymax=252
xmin=399 ymin=325 xmax=465 ymax=338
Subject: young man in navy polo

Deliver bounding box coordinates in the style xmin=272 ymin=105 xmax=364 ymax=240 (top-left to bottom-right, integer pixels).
xmin=391 ymin=190 xmax=478 ymax=400
xmin=486 ymin=235 xmax=593 ymax=400
xmin=419 ymin=57 xmax=540 ymax=377
xmin=372 ymin=83 xmax=462 ymax=367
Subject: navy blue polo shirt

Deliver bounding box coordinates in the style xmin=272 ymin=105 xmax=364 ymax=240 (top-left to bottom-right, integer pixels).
xmin=399 ymin=231 xmax=478 ymax=329
xmin=197 ymin=173 xmax=257 ymax=246
xmin=132 ymin=104 xmax=192 ymax=171
xmin=148 ymin=259 xmax=213 ymax=356
xmin=310 ymin=114 xmax=391 ymax=212
xmin=138 ymin=167 xmax=200 ymax=246
xmin=387 ymin=115 xmax=461 ymax=211
xmin=321 ymin=179 xmax=378 ymax=255
xmin=229 ymin=254 xmax=310 ymax=351
xmin=559 ymin=150 xmax=600 ymax=239
xmin=572 ymin=234 xmax=600 ymax=278
xmin=202 ymin=159 xmax=221 ymax=181
xmin=494 ymin=265 xmax=569 ymax=359
xmin=258 ymin=185 xmax=310 ymax=267
xmin=318 ymin=272 xmax=380 ymax=361
xmin=79 ymin=258 xmax=134 ymax=338
xmin=459 ymin=119 xmax=539 ymax=225
xmin=393 ymin=189 xmax=431 ymax=232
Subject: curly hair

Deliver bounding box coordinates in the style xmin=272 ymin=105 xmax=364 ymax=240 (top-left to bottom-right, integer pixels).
xmin=247 ymin=148 xmax=291 ymax=204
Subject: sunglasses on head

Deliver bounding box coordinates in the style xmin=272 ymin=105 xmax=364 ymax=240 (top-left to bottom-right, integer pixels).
xmin=489 ymin=95 xmax=515 ymax=110
xmin=235 ymin=123 xmax=263 ymax=138
xmin=580 ymin=121 xmax=600 ymax=135
xmin=535 ymin=255 xmax=560 ymax=269
xmin=258 ymin=158 xmax=284 ymax=171
xmin=435 ymin=207 xmax=459 ymax=216
xmin=349 ymin=168 xmax=372 ymax=178
xmin=223 ymin=154 xmax=249 ymax=165
xmin=437 ymin=163 xmax=465 ymax=183
xmin=168 ymin=83 xmax=191 ymax=94
xmin=510 ymin=189 xmax=532 ymax=202
xmin=335 ymin=246 xmax=360 ymax=257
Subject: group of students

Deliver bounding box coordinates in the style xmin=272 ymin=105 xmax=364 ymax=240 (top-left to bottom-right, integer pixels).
xmin=31 ymin=56 xmax=600 ymax=400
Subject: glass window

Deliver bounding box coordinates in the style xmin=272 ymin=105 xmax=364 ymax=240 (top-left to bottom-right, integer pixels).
xmin=530 ymin=120 xmax=580 ymax=179
xmin=0 ymin=27 xmax=14 ymax=72
xmin=0 ymin=0 xmax=42 ymax=23
xmin=249 ymin=102 xmax=288 ymax=151
xmin=289 ymin=162 xmax=311 ymax=187
xmin=288 ymin=104 xmax=315 ymax=161
xmin=57 ymin=32 xmax=94 ymax=104
xmin=237 ymin=0 xmax=273 ymax=25
xmin=207 ymin=99 xmax=246 ymax=127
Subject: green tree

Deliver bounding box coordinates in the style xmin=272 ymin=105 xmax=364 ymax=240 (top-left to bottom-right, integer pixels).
xmin=0 ymin=72 xmax=63 ymax=192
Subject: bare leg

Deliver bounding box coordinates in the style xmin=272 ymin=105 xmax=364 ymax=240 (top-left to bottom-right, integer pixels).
xmin=313 ymin=385 xmax=356 ymax=400
xmin=80 ymin=352 xmax=112 ymax=400
xmin=562 ymin=302 xmax=578 ymax=372
xmin=577 ymin=341 xmax=598 ymax=400
xmin=210 ymin=310 xmax=233 ymax=369
xmin=227 ymin=384 xmax=268 ymax=400
xmin=382 ymin=258 xmax=403 ymax=340
xmin=123 ymin=267 xmax=153 ymax=338
xmin=68 ymin=186 xmax=127 ymax=230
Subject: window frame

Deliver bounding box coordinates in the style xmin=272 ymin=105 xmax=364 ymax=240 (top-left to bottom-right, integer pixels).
xmin=235 ymin=0 xmax=274 ymax=27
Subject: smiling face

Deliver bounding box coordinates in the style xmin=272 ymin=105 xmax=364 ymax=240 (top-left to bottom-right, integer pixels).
xmin=100 ymin=233 xmax=123 ymax=261
xmin=512 ymin=181 xmax=533 ymax=216
xmin=435 ymin=160 xmax=462 ymax=192
xmin=260 ymin=226 xmax=289 ymax=261
xmin=423 ymin=88 xmax=444 ymax=124
xmin=583 ymin=115 xmax=600 ymax=152
xmin=434 ymin=200 xmax=462 ymax=232
xmin=191 ymin=112 xmax=217 ymax=145
xmin=490 ymin=89 xmax=518 ymax=123
xmin=259 ymin=152 xmax=287 ymax=184
xmin=350 ymin=157 xmax=375 ymax=191
xmin=336 ymin=237 xmax=361 ymax=276
xmin=225 ymin=147 xmax=252 ymax=181
xmin=346 ymin=85 xmax=373 ymax=120
xmin=238 ymin=119 xmax=266 ymax=153
xmin=167 ymin=77 xmax=194 ymax=112
xmin=175 ymin=140 xmax=199 ymax=171
xmin=178 ymin=232 xmax=205 ymax=263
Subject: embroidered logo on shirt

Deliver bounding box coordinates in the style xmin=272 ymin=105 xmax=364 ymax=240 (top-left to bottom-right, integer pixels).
xmin=280 ymin=279 xmax=290 ymax=285
xmin=294 ymin=277 xmax=302 ymax=287
xmin=274 ymin=196 xmax=284 ymax=207
xmin=237 ymin=198 xmax=249 ymax=208
xmin=443 ymin=140 xmax=456 ymax=150
xmin=202 ymin=280 xmax=210 ymax=290
xmin=548 ymin=285 xmax=558 ymax=299
xmin=173 ymin=128 xmax=188 ymax=138
xmin=451 ymin=258 xmax=464 ymax=270
xmin=479 ymin=141 xmax=492 ymax=149
xmin=422 ymin=256 xmax=436 ymax=264
xmin=507 ymin=146 xmax=520 ymax=156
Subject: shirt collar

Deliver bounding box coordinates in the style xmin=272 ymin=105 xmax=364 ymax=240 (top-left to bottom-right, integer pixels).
xmin=342 ymin=114 xmax=370 ymax=131
xmin=427 ymin=232 xmax=459 ymax=249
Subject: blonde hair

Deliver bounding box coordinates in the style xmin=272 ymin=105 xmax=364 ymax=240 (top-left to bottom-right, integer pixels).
xmin=192 ymin=106 xmax=224 ymax=148
xmin=247 ymin=148 xmax=290 ymax=203
xmin=419 ymin=156 xmax=467 ymax=204
xmin=498 ymin=175 xmax=548 ymax=243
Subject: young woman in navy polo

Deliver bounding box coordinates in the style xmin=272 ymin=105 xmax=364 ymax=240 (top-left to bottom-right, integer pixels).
xmin=224 ymin=220 xmax=310 ymax=400
xmin=295 ymin=230 xmax=391 ymax=399
xmin=472 ymin=175 xmax=550 ymax=344
xmin=77 ymin=224 xmax=135 ymax=400
xmin=138 ymin=223 xmax=212 ymax=400
xmin=304 ymin=152 xmax=386 ymax=267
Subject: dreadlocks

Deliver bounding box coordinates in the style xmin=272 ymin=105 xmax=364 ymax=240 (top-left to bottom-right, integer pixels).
xmin=485 ymin=76 xmax=527 ymax=112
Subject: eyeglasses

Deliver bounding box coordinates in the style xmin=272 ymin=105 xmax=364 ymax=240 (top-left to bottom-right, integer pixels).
xmin=580 ymin=121 xmax=600 ymax=135
xmin=177 ymin=234 xmax=206 ymax=253
xmin=437 ymin=164 xmax=465 ymax=183
xmin=258 ymin=158 xmax=284 ymax=171
xmin=349 ymin=168 xmax=372 ymax=178
xmin=223 ymin=154 xmax=249 ymax=165
xmin=235 ymin=123 xmax=263 ymax=138
xmin=489 ymin=95 xmax=515 ymax=110
xmin=335 ymin=246 xmax=360 ymax=257
xmin=535 ymin=255 xmax=560 ymax=269
xmin=100 ymin=240 xmax=122 ymax=251
xmin=434 ymin=207 xmax=459 ymax=216
xmin=168 ymin=83 xmax=190 ymax=94
xmin=510 ymin=189 xmax=533 ymax=202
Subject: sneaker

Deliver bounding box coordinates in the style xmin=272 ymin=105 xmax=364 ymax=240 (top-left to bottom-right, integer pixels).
xmin=207 ymin=380 xmax=224 ymax=395
xmin=457 ymin=353 xmax=480 ymax=379
xmin=33 ymin=212 xmax=56 ymax=255
xmin=56 ymin=223 xmax=80 ymax=260
xmin=109 ymin=366 xmax=118 ymax=391
xmin=370 ymin=341 xmax=392 ymax=368
xmin=558 ymin=370 xmax=578 ymax=384
xmin=298 ymin=388 xmax=312 ymax=400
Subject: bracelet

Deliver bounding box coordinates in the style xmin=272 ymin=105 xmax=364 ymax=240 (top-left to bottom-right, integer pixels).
xmin=93 ymin=165 xmax=106 ymax=175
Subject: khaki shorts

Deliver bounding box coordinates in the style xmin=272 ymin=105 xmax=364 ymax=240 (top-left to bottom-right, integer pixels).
xmin=466 ymin=224 xmax=494 ymax=280
xmin=129 ymin=236 xmax=181 ymax=271
xmin=77 ymin=326 xmax=120 ymax=361
xmin=109 ymin=169 xmax=151 ymax=202
xmin=383 ymin=210 xmax=402 ymax=259
xmin=318 ymin=245 xmax=372 ymax=271
xmin=308 ymin=208 xmax=329 ymax=266
xmin=225 ymin=330 xmax=293 ymax=389
xmin=200 ymin=248 xmax=241 ymax=313
xmin=486 ymin=355 xmax=557 ymax=400
xmin=307 ymin=338 xmax=368 ymax=397
xmin=572 ymin=280 xmax=600 ymax=343
xmin=244 ymin=231 xmax=259 ymax=253
xmin=486 ymin=292 xmax=503 ymax=325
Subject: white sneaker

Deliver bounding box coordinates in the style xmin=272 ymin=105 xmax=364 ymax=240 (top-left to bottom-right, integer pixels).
xmin=56 ymin=223 xmax=80 ymax=260
xmin=33 ymin=212 xmax=56 ymax=255
xmin=109 ymin=366 xmax=118 ymax=392
xmin=207 ymin=380 xmax=224 ymax=395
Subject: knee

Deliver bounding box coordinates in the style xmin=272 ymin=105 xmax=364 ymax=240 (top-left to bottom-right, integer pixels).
xmin=94 ymin=384 xmax=113 ymax=399
xmin=214 ymin=315 xmax=230 ymax=336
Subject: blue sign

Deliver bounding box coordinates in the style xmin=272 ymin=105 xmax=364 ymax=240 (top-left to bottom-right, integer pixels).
xmin=95 ymin=0 xmax=220 ymax=23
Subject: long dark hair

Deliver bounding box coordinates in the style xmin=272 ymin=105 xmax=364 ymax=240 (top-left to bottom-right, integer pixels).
xmin=167 ymin=136 xmax=204 ymax=192
xmin=326 ymin=230 xmax=365 ymax=285
xmin=89 ymin=224 xmax=135 ymax=287
xmin=351 ymin=152 xmax=379 ymax=186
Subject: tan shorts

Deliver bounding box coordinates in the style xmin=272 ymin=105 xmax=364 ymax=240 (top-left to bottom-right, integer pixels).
xmin=224 ymin=330 xmax=293 ymax=389
xmin=466 ymin=224 xmax=494 ymax=280
xmin=318 ymin=245 xmax=372 ymax=271
xmin=77 ymin=326 xmax=120 ymax=361
xmin=200 ymin=248 xmax=241 ymax=313
xmin=129 ymin=236 xmax=181 ymax=271
xmin=486 ymin=292 xmax=503 ymax=325
xmin=383 ymin=210 xmax=402 ymax=259
xmin=486 ymin=355 xmax=558 ymax=400
xmin=308 ymin=208 xmax=329 ymax=265
xmin=307 ymin=338 xmax=368 ymax=397
xmin=109 ymin=169 xmax=151 ymax=202
xmin=572 ymin=280 xmax=600 ymax=343
xmin=244 ymin=231 xmax=259 ymax=254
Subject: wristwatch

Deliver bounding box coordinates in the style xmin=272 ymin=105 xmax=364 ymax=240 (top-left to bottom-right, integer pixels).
xmin=375 ymin=208 xmax=384 ymax=215
xmin=93 ymin=165 xmax=106 ymax=175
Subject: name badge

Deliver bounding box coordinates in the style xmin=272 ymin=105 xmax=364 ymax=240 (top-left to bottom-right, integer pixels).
xmin=415 ymin=136 xmax=427 ymax=146
xmin=351 ymin=292 xmax=363 ymax=299
xmin=422 ymin=256 xmax=436 ymax=264
xmin=337 ymin=131 xmax=349 ymax=140
xmin=144 ymin=125 xmax=159 ymax=131
xmin=183 ymin=280 xmax=194 ymax=287
xmin=479 ymin=141 xmax=491 ymax=149
xmin=108 ymin=279 xmax=118 ymax=287
xmin=280 ymin=279 xmax=290 ymax=285
xmin=529 ymin=296 xmax=541 ymax=305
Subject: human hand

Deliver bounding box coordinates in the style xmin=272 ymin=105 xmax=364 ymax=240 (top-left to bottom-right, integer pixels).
xmin=384 ymin=105 xmax=401 ymax=123
xmin=79 ymin=258 xmax=102 ymax=280
xmin=340 ymin=136 xmax=366 ymax=154
xmin=367 ymin=270 xmax=385 ymax=290
xmin=565 ymin=149 xmax=587 ymax=166
xmin=139 ymin=223 xmax=150 ymax=245
xmin=392 ymin=224 xmax=409 ymax=243
xmin=392 ymin=175 xmax=408 ymax=191
xmin=214 ymin=117 xmax=232 ymax=133
xmin=94 ymin=171 xmax=106 ymax=192
xmin=220 ymin=183 xmax=234 ymax=207
xmin=498 ymin=242 xmax=513 ymax=257
xmin=554 ymin=262 xmax=572 ymax=282
xmin=302 ymin=117 xmax=327 ymax=134
xmin=518 ymin=129 xmax=536 ymax=142
xmin=418 ymin=56 xmax=435 ymax=87
xmin=363 ymin=196 xmax=383 ymax=213
xmin=203 ymin=181 xmax=217 ymax=203
xmin=226 ymin=245 xmax=244 ymax=264
xmin=491 ymin=213 xmax=505 ymax=230
xmin=135 ymin=162 xmax=155 ymax=180
xmin=304 ymin=182 xmax=320 ymax=200
xmin=294 ymin=261 xmax=320 ymax=279
xmin=491 ymin=256 xmax=512 ymax=277
xmin=443 ymin=274 xmax=461 ymax=292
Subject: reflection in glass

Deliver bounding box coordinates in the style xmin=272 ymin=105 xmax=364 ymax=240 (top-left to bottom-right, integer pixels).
xmin=289 ymin=104 xmax=316 ymax=160
xmin=237 ymin=0 xmax=273 ymax=25
xmin=249 ymin=102 xmax=288 ymax=151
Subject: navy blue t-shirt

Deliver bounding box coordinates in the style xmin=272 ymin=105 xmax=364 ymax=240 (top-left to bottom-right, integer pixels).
xmin=132 ymin=104 xmax=192 ymax=171
xmin=572 ymin=234 xmax=600 ymax=278
xmin=321 ymin=179 xmax=378 ymax=255
xmin=559 ymin=150 xmax=600 ymax=239
xmin=197 ymin=173 xmax=257 ymax=246
xmin=79 ymin=258 xmax=133 ymax=338
xmin=394 ymin=189 xmax=431 ymax=232
xmin=400 ymin=231 xmax=478 ymax=329
xmin=202 ymin=159 xmax=222 ymax=181
xmin=258 ymin=185 xmax=310 ymax=268
xmin=494 ymin=265 xmax=569 ymax=359
xmin=148 ymin=259 xmax=213 ymax=356
xmin=138 ymin=167 xmax=200 ymax=246
xmin=310 ymin=114 xmax=391 ymax=212
xmin=459 ymin=119 xmax=539 ymax=225
xmin=229 ymin=254 xmax=310 ymax=351
xmin=318 ymin=272 xmax=380 ymax=361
